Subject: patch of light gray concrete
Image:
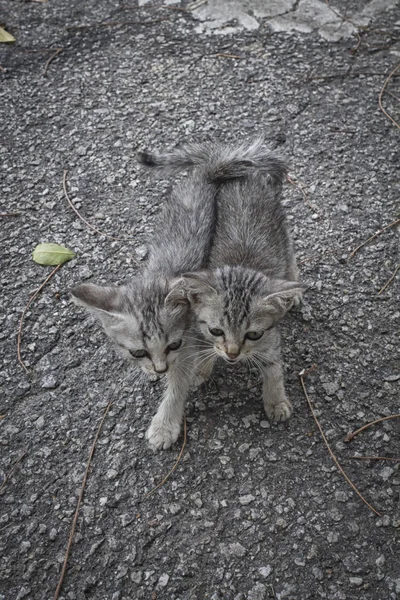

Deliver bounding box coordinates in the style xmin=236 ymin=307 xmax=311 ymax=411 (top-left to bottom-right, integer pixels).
xmin=191 ymin=0 xmax=400 ymax=40
xmin=267 ymin=0 xmax=353 ymax=41
xmin=192 ymin=0 xmax=261 ymax=32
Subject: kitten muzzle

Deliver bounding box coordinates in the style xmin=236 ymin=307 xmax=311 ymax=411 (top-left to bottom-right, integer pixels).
xmin=225 ymin=346 xmax=240 ymax=360
xmin=146 ymin=370 xmax=167 ymax=382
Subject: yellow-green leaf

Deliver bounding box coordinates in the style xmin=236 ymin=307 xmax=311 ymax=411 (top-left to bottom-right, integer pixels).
xmin=0 ymin=27 xmax=15 ymax=43
xmin=32 ymin=243 xmax=75 ymax=266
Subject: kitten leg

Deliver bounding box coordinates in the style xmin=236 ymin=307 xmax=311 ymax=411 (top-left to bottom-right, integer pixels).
xmin=146 ymin=366 xmax=190 ymax=450
xmin=262 ymin=361 xmax=293 ymax=422
xmin=287 ymin=254 xmax=302 ymax=307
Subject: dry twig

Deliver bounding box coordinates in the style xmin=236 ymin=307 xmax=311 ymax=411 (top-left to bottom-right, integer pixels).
xmin=385 ymin=89 xmax=400 ymax=103
xmin=345 ymin=414 xmax=400 ymax=442
xmin=348 ymin=218 xmax=400 ymax=259
xmin=327 ymin=127 xmax=357 ymax=134
xmin=17 ymin=264 xmax=61 ymax=372
xmin=378 ymin=64 xmax=400 ymax=129
xmin=63 ymin=170 xmax=135 ymax=242
xmin=187 ymin=0 xmax=208 ymax=10
xmin=323 ymin=2 xmax=398 ymax=44
xmin=323 ymin=0 xmax=375 ymax=53
xmin=324 ymin=0 xmax=362 ymax=31
xmin=306 ymin=71 xmax=381 ymax=82
xmin=0 ymin=451 xmax=28 ymax=493
xmin=0 ymin=212 xmax=21 ymax=217
xmin=376 ymin=264 xmax=400 ymax=296
xmin=144 ymin=417 xmax=187 ymax=499
xmin=66 ymin=18 xmax=169 ymax=31
xmin=43 ymin=47 xmax=63 ymax=76
xmin=299 ymin=365 xmax=381 ymax=517
xmin=351 ymin=455 xmax=400 ymax=462
xmin=350 ymin=31 xmax=362 ymax=54
xmin=287 ymin=175 xmax=321 ymax=216
xmin=53 ymin=401 xmax=113 ymax=600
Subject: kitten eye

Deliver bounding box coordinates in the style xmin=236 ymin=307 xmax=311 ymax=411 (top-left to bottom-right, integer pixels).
xmin=209 ymin=327 xmax=224 ymax=337
xmin=245 ymin=331 xmax=264 ymax=341
xmin=167 ymin=340 xmax=182 ymax=352
xmin=130 ymin=349 xmax=149 ymax=359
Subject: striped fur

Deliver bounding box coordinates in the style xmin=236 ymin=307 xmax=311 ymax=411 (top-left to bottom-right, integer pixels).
xmin=71 ymin=138 xmax=285 ymax=448
xmin=174 ymin=142 xmax=305 ymax=423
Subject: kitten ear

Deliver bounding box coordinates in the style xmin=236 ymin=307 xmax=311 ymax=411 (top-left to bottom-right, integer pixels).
xmin=171 ymin=271 xmax=217 ymax=306
xmin=70 ymin=283 xmax=125 ymax=325
xmin=165 ymin=278 xmax=190 ymax=307
xmin=262 ymin=280 xmax=305 ymax=317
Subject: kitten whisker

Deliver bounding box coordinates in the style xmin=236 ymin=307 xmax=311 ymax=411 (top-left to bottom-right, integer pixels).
xmin=191 ymin=350 xmax=218 ymax=371
xmin=175 ymin=362 xmax=194 ymax=380
xmin=181 ymin=349 xmax=217 ymax=365
xmin=248 ymin=354 xmax=267 ymax=375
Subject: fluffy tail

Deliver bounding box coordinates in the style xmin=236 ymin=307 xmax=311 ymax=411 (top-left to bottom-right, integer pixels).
xmin=137 ymin=137 xmax=287 ymax=184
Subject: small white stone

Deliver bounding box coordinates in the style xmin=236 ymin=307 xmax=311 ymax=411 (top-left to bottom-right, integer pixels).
xmin=35 ymin=416 xmax=45 ymax=429
xmin=238 ymin=443 xmax=251 ymax=452
xmin=376 ymin=554 xmax=385 ymax=567
xmin=169 ymin=503 xmax=181 ymax=515
xmin=276 ymin=517 xmax=288 ymax=528
xmin=131 ymin=571 xmax=142 ymax=584
xmin=20 ymin=541 xmax=31 ymax=553
xmin=239 ymin=494 xmax=255 ymax=505
xmin=158 ymin=573 xmax=169 ymax=587
xmin=135 ymin=244 xmax=148 ymax=261
xmin=258 ymin=565 xmax=272 ymax=577
xmin=106 ymin=469 xmax=118 ymax=480
xmin=41 ymin=375 xmax=58 ymax=389
xmin=380 ymin=467 xmax=394 ymax=481
xmin=335 ymin=490 xmax=347 ymax=502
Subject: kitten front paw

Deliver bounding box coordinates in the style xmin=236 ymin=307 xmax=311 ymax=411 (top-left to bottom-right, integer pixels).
xmin=146 ymin=417 xmax=181 ymax=450
xmin=264 ymin=398 xmax=293 ymax=422
xmin=292 ymin=291 xmax=303 ymax=307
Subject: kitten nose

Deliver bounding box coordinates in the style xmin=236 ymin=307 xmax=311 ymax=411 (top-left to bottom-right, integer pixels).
xmin=226 ymin=344 xmax=240 ymax=360
xmin=154 ymin=364 xmax=168 ymax=374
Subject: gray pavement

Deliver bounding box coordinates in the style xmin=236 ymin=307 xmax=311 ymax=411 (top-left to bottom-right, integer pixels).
xmin=1 ymin=1 xmax=400 ymax=599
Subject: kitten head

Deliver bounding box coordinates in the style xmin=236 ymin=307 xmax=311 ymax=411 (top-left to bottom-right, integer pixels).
xmin=176 ymin=266 xmax=304 ymax=365
xmin=70 ymin=277 xmax=191 ymax=380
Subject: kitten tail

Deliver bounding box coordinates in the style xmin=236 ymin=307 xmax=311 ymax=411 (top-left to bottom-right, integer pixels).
xmin=138 ymin=137 xmax=287 ymax=184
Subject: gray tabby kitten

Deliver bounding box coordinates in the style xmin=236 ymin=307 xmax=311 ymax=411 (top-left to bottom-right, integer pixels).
xmin=145 ymin=138 xmax=304 ymax=424
xmin=70 ymin=140 xmax=271 ymax=449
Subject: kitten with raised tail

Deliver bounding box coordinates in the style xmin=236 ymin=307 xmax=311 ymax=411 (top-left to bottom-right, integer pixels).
xmin=170 ymin=138 xmax=304 ymax=422
xmin=70 ymin=139 xmax=272 ymax=449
